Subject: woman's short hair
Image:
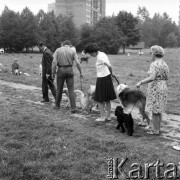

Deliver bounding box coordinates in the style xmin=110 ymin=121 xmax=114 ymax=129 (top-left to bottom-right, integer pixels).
xmin=84 ymin=43 xmax=99 ymax=54
xmin=150 ymin=45 xmax=164 ymax=58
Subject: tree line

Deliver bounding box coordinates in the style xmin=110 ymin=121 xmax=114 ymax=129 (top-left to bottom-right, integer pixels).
xmin=137 ymin=6 xmax=180 ymax=48
xmin=0 ymin=6 xmax=179 ymax=54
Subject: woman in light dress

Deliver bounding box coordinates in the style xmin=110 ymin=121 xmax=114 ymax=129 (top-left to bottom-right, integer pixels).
xmin=136 ymin=45 xmax=169 ymax=135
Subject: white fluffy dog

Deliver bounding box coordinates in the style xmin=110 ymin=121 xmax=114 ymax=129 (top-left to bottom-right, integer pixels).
xmin=62 ymin=85 xmax=99 ymax=113
xmin=85 ymin=85 xmax=98 ymax=113
xmin=63 ymin=88 xmax=87 ymax=109
xmin=116 ymin=84 xmax=150 ymax=128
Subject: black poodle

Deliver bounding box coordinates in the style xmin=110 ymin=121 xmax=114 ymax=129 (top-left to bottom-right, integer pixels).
xmin=115 ymin=106 xmax=134 ymax=136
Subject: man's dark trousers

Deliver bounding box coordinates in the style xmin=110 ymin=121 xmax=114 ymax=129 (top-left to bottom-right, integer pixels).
xmin=56 ymin=66 xmax=76 ymax=110
xmin=42 ymin=75 xmax=56 ymax=101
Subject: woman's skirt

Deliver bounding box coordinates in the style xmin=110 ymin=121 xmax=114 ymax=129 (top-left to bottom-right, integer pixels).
xmin=146 ymin=80 xmax=168 ymax=114
xmin=94 ymin=74 xmax=116 ymax=103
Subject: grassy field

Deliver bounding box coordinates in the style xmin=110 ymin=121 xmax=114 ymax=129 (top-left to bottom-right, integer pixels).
xmin=0 ymin=49 xmax=180 ymax=180
xmin=0 ymin=48 xmax=180 ymax=114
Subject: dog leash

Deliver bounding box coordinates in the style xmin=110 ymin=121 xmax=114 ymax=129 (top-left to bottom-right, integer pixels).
xmin=129 ymin=102 xmax=136 ymax=114
xmin=112 ymin=74 xmax=120 ymax=85
xmin=80 ymin=77 xmax=83 ymax=91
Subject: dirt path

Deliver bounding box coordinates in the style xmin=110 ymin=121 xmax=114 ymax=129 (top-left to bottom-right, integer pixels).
xmin=0 ymin=79 xmax=180 ymax=146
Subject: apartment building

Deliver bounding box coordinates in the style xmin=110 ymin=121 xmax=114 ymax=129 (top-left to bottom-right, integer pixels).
xmin=48 ymin=0 xmax=106 ymax=27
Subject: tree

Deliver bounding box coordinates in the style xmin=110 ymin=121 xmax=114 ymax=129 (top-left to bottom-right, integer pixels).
xmin=115 ymin=11 xmax=141 ymax=54
xmin=137 ymin=6 xmax=150 ymax=22
xmin=159 ymin=13 xmax=178 ymax=47
xmin=76 ymin=24 xmax=94 ymax=51
xmin=165 ymin=32 xmax=178 ymax=47
xmin=21 ymin=7 xmax=38 ymax=52
xmin=0 ymin=6 xmax=24 ymax=52
xmin=77 ymin=17 xmax=121 ymax=54
xmin=136 ymin=8 xmax=180 ymax=48
xmin=92 ymin=17 xmax=122 ymax=54
xmin=36 ymin=11 xmax=59 ymax=51
xmin=56 ymin=15 xmax=78 ymax=47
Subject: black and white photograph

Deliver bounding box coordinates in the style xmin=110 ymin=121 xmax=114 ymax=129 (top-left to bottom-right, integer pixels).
xmin=0 ymin=0 xmax=180 ymax=179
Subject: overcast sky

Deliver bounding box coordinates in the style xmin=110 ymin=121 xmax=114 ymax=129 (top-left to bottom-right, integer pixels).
xmin=0 ymin=0 xmax=179 ymax=24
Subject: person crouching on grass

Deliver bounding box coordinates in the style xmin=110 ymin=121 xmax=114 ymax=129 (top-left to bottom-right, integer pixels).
xmin=12 ymin=58 xmax=20 ymax=75
xmin=84 ymin=43 xmax=116 ymax=122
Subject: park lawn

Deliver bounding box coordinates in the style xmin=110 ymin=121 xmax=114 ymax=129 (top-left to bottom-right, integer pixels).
xmin=0 ymin=48 xmax=180 ymax=114
xmin=0 ymin=49 xmax=180 ymax=179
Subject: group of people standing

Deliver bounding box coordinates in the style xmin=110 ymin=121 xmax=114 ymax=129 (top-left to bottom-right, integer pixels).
xmin=38 ymin=40 xmax=82 ymax=113
xmin=38 ymin=41 xmax=169 ymax=136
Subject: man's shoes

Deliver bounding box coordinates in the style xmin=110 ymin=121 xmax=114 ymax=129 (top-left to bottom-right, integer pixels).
xmin=53 ymin=106 xmax=60 ymax=110
xmin=41 ymin=99 xmax=49 ymax=103
xmin=105 ymin=116 xmax=112 ymax=121
xmin=71 ymin=110 xmax=76 ymax=114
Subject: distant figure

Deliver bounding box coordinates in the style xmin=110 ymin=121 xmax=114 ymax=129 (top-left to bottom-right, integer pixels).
xmin=80 ymin=50 xmax=89 ymax=63
xmin=139 ymin=49 xmax=144 ymax=56
xmin=127 ymin=53 xmax=130 ymax=56
xmin=0 ymin=48 xmax=4 ymax=54
xmin=12 ymin=58 xmax=21 ymax=75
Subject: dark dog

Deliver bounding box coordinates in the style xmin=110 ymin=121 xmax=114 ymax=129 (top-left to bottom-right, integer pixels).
xmin=116 ymin=84 xmax=150 ymax=128
xmin=115 ymin=106 xmax=134 ymax=136
xmin=80 ymin=57 xmax=89 ymax=63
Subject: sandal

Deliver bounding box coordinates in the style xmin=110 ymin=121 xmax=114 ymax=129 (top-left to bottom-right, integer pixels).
xmin=144 ymin=125 xmax=151 ymax=130
xmin=147 ymin=130 xmax=159 ymax=135
xmin=95 ymin=117 xmax=106 ymax=122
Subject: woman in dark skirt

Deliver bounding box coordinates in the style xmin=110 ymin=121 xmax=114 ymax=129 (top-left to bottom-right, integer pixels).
xmin=84 ymin=43 xmax=116 ymax=122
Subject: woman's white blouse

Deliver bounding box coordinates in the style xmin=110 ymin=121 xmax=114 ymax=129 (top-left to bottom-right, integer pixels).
xmin=96 ymin=51 xmax=111 ymax=77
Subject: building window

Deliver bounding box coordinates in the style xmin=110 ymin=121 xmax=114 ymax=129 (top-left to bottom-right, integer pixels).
xmin=93 ymin=0 xmax=98 ymax=9
xmin=86 ymin=1 xmax=90 ymax=7
xmin=86 ymin=14 xmax=90 ymax=18
xmin=93 ymin=11 xmax=98 ymax=22
xmin=86 ymin=20 xmax=91 ymax=24
xmin=91 ymin=10 xmax=93 ymax=19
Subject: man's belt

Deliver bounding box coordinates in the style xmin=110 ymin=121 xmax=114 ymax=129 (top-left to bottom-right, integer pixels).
xmin=57 ymin=64 xmax=72 ymax=67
